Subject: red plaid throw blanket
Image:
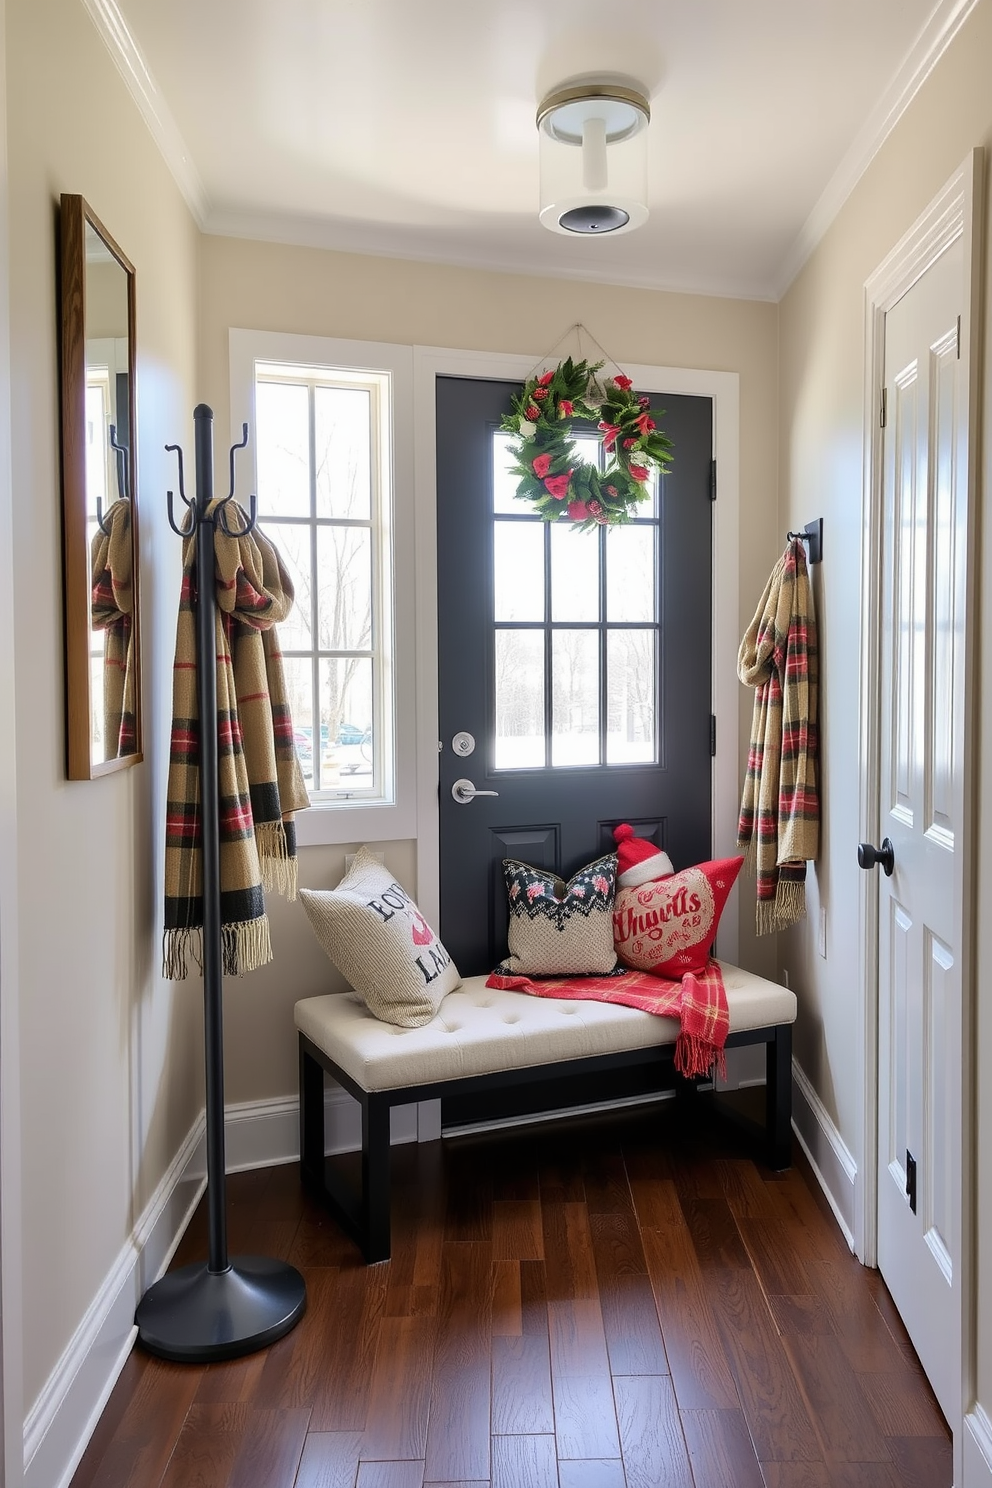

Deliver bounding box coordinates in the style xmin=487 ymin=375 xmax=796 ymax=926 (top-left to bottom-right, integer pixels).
xmin=163 ymin=501 xmax=309 ymax=979
xmin=486 ymin=960 xmax=729 ymax=1079
xmin=737 ymin=537 xmax=819 ymax=935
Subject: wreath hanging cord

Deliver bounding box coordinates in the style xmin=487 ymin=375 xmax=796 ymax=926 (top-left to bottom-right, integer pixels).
xmin=500 ymin=350 xmax=674 ymax=529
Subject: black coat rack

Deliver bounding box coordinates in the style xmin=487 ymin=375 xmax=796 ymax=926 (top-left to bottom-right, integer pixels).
xmin=135 ymin=404 xmax=306 ymax=1362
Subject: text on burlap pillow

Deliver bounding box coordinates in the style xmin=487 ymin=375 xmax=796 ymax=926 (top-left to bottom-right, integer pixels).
xmin=498 ymin=853 xmax=618 ymax=977
xmin=300 ymin=847 xmax=460 ymax=1027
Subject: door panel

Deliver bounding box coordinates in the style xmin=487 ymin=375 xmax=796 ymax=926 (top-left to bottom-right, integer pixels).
xmin=876 ymin=237 xmax=964 ymax=1426
xmin=436 ymin=375 xmax=713 ymax=975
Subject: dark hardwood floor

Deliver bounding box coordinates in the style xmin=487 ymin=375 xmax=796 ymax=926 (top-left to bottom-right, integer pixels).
xmin=70 ymin=1096 xmax=952 ymax=1488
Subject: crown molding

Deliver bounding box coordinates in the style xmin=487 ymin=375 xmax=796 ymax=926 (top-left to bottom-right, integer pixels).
xmin=203 ymin=207 xmax=779 ymax=304
xmin=774 ymin=0 xmax=982 ymax=298
xmin=79 ymin=0 xmax=209 ymax=225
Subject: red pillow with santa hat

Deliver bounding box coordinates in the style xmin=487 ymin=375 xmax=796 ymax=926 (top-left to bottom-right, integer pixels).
xmin=612 ymin=824 xmax=743 ymax=978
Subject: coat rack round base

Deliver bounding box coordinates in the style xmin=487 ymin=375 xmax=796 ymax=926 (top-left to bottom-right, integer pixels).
xmin=135 ymin=1256 xmax=307 ymax=1363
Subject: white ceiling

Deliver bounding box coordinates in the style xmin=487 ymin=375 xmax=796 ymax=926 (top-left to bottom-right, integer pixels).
xmin=108 ymin=0 xmax=969 ymax=300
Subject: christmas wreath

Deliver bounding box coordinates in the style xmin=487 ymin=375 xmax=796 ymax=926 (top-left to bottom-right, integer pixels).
xmin=500 ymin=357 xmax=673 ymax=528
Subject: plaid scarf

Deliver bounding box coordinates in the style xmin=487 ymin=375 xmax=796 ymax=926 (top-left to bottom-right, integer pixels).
xmin=164 ymin=501 xmax=309 ymax=979
xmin=487 ymin=960 xmax=729 ymax=1079
xmin=737 ymin=538 xmax=819 ymax=935
xmin=90 ymin=499 xmax=137 ymax=760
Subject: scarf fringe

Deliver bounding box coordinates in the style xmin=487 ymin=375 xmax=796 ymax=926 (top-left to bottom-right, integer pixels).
xmin=738 ymin=835 xmax=758 ymax=876
xmin=256 ymin=820 xmax=299 ymax=901
xmin=162 ymin=927 xmax=201 ymax=981
xmin=163 ymin=915 xmax=273 ymax=980
xmin=754 ymin=880 xmax=807 ymax=937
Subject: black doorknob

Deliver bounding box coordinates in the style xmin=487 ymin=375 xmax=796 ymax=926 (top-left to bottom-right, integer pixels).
xmin=858 ymin=838 xmax=895 ymax=876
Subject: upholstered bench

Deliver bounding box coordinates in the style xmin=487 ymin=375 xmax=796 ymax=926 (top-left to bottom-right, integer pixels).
xmin=296 ymin=960 xmax=797 ymax=1262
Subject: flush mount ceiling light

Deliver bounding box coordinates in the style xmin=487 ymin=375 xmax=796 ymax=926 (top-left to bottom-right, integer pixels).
xmin=536 ymin=81 xmax=650 ymax=236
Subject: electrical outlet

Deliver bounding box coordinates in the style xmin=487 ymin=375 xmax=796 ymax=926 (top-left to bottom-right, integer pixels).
xmin=818 ymin=906 xmax=827 ymax=958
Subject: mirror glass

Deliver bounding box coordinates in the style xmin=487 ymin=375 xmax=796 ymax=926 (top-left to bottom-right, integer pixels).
xmin=61 ymin=195 xmax=141 ymax=777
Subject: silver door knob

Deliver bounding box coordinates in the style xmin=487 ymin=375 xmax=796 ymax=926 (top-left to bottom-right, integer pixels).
xmin=451 ymin=778 xmax=499 ymax=805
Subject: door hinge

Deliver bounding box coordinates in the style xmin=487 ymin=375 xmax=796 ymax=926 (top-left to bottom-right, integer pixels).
xmin=906 ymin=1150 xmax=917 ymax=1214
xmin=709 ymin=459 xmax=717 ymax=502
xmin=709 ymin=714 xmax=717 ymax=757
xmin=957 ymin=314 xmax=962 ymax=359
xmin=880 ymin=387 xmax=888 ymax=428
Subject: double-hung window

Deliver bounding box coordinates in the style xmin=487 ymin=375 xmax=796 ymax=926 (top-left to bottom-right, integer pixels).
xmin=231 ymin=331 xmax=415 ymax=845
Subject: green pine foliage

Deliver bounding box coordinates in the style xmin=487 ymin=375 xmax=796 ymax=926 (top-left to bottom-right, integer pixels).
xmin=499 ymin=357 xmax=674 ymax=528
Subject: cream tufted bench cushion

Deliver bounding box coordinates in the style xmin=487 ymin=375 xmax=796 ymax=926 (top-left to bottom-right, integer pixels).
xmin=296 ymin=960 xmax=796 ymax=1262
xmin=295 ymin=961 xmax=795 ymax=1092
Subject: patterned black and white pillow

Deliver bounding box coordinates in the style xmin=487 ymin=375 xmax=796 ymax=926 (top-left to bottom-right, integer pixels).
xmin=498 ymin=853 xmax=619 ymax=977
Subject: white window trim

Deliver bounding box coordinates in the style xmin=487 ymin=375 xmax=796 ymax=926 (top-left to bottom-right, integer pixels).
xmin=412 ymin=347 xmax=741 ymax=963
xmin=229 ymin=328 xmax=417 ymax=846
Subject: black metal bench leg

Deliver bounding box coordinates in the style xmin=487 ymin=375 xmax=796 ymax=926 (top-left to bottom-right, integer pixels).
xmin=766 ymin=1022 xmax=793 ymax=1170
xmin=299 ymin=1041 xmax=325 ymax=1187
xmin=362 ymin=1094 xmax=392 ymax=1262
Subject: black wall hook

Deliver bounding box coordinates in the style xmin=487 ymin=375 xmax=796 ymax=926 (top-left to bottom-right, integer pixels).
xmin=787 ymin=518 xmax=823 ymax=565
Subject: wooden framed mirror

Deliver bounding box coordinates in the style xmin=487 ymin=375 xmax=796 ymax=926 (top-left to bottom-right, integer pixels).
xmin=59 ymin=194 xmax=142 ymax=777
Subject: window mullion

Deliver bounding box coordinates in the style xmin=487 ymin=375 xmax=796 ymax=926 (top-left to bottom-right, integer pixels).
xmin=309 ymin=380 xmax=320 ymax=791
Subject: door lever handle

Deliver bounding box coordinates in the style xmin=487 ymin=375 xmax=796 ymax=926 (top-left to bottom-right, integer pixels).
xmin=858 ymin=838 xmax=895 ymax=876
xmin=451 ymin=778 xmax=499 ymax=805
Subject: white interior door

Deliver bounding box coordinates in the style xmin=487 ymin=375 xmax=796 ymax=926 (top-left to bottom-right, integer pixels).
xmin=874 ymin=235 xmax=967 ymax=1428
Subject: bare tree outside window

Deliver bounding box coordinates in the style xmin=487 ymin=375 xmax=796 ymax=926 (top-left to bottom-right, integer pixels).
xmin=255 ymin=367 xmax=386 ymax=796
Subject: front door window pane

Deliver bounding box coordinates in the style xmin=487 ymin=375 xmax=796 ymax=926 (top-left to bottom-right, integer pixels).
xmin=495 ymin=520 xmax=544 ymax=622
xmin=495 ymin=630 xmax=544 ymax=769
xmin=493 ymin=431 xmax=523 ymax=515
xmin=551 ymin=523 xmax=599 ymax=622
xmin=607 ymin=525 xmax=657 ymax=622
xmin=552 ymin=630 xmax=599 ymax=766
xmin=607 ymin=630 xmax=656 ymax=763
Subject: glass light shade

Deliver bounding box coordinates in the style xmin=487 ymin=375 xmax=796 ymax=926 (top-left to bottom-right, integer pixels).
xmin=538 ymin=90 xmax=649 ymax=236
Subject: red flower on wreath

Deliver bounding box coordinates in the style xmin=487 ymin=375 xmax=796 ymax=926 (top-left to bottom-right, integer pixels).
xmin=636 ymin=413 xmax=656 ymax=434
xmin=559 ymin=400 xmax=574 ymax=417
xmin=532 ymin=386 xmax=548 ymax=401
xmin=623 ymin=437 xmax=637 ymax=449
xmin=532 ymin=453 xmax=552 ymax=478
xmin=545 ymin=472 xmax=572 ymax=500
xmin=567 ymin=499 xmax=590 ymax=521
xmin=630 ymin=465 xmax=650 ymax=482
xmin=526 ymin=403 xmax=541 ymax=421
xmin=537 ymin=371 xmax=554 ymax=386
xmin=613 ymin=375 xmax=633 ymax=390
xmin=638 ymin=396 xmax=651 ymax=410
xmin=598 ymin=421 xmax=622 ymax=451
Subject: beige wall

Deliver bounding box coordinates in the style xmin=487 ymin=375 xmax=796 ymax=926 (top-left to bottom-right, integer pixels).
xmin=197 ymin=236 xmax=782 ymax=1102
xmin=6 ymin=0 xmax=200 ymax=1411
xmin=778 ymin=0 xmax=992 ymax=1440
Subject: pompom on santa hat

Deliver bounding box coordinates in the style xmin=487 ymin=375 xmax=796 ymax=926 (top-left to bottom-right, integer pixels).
xmin=613 ymin=824 xmax=675 ymax=888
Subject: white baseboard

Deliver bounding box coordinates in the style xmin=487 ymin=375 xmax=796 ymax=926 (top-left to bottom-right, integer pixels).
xmin=22 ymin=1116 xmax=206 ymax=1488
xmin=22 ymin=1078 xmax=417 ymax=1488
xmin=965 ymin=1405 xmax=992 ymax=1488
xmin=791 ymin=1057 xmax=857 ymax=1250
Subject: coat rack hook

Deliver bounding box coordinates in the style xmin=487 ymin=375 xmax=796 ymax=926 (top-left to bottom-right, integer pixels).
xmin=227 ymin=422 xmax=249 ymax=501
xmin=217 ymin=490 xmax=258 ymax=538
xmin=165 ymin=442 xmax=190 ymax=506
xmin=109 ymin=423 xmax=129 ymax=502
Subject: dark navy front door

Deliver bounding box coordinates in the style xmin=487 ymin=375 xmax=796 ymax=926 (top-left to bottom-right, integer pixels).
xmin=436 ymin=375 xmax=713 ymax=975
